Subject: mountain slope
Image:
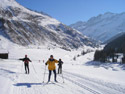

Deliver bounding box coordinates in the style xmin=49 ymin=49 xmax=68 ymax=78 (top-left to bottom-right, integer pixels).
xmin=0 ymin=0 xmax=98 ymax=49
xmin=70 ymin=12 xmax=125 ymax=43
xmin=104 ymin=32 xmax=125 ymax=52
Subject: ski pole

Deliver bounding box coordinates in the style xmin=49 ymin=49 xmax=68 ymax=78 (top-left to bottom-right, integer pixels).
xmin=21 ymin=61 xmax=24 ymax=73
xmin=62 ymin=69 xmax=65 ymax=83
xmin=43 ymin=65 xmax=46 ymax=83
xmin=31 ymin=62 xmax=37 ymax=73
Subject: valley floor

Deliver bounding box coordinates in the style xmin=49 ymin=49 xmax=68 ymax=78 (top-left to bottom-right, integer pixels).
xmin=0 ymin=48 xmax=125 ymax=94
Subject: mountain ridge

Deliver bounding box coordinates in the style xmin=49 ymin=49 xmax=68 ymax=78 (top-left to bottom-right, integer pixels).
xmin=0 ymin=0 xmax=98 ymax=49
xmin=70 ymin=12 xmax=125 ymax=43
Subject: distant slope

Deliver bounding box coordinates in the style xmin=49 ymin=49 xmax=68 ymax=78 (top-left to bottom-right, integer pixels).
xmin=104 ymin=33 xmax=125 ymax=52
xmin=105 ymin=32 xmax=125 ymax=44
xmin=70 ymin=12 xmax=125 ymax=43
xmin=0 ymin=0 xmax=99 ymax=49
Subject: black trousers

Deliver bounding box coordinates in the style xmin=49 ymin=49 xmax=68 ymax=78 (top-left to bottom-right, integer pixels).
xmin=48 ymin=70 xmax=56 ymax=81
xmin=24 ymin=63 xmax=29 ymax=74
xmin=58 ymin=67 xmax=62 ymax=74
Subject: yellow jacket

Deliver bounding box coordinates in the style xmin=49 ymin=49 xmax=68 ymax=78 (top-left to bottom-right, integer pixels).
xmin=46 ymin=59 xmax=58 ymax=70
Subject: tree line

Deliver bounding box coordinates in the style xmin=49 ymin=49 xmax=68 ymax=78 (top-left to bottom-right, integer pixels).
xmin=94 ymin=47 xmax=125 ymax=64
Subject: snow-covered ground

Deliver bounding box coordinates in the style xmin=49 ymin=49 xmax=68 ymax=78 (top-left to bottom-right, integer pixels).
xmin=0 ymin=47 xmax=125 ymax=94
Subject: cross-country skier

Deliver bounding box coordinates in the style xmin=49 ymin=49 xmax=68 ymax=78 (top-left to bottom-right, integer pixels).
xmin=58 ymin=59 xmax=63 ymax=74
xmin=45 ymin=55 xmax=58 ymax=82
xmin=20 ymin=55 xmax=32 ymax=74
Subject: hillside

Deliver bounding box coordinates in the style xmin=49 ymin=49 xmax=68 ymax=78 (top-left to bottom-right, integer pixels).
xmin=104 ymin=33 xmax=125 ymax=52
xmin=0 ymin=0 xmax=98 ymax=49
xmin=70 ymin=12 xmax=125 ymax=43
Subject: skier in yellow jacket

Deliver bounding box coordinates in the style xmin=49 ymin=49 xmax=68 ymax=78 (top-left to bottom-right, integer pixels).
xmin=45 ymin=55 xmax=58 ymax=82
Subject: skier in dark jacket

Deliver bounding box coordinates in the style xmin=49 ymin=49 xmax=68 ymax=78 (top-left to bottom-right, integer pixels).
xmin=58 ymin=59 xmax=63 ymax=74
xmin=20 ymin=55 xmax=32 ymax=74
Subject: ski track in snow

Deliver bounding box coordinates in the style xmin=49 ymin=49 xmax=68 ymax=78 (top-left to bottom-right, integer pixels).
xmin=63 ymin=71 xmax=125 ymax=94
xmin=0 ymin=59 xmax=125 ymax=94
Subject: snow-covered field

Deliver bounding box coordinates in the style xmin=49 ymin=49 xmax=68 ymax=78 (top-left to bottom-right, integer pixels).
xmin=0 ymin=47 xmax=125 ymax=94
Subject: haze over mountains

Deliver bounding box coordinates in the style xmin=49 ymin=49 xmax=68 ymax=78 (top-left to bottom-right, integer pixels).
xmin=70 ymin=12 xmax=125 ymax=43
xmin=0 ymin=0 xmax=98 ymax=50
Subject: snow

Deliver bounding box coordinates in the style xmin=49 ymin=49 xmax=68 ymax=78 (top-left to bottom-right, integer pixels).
xmin=70 ymin=12 xmax=125 ymax=42
xmin=0 ymin=0 xmax=61 ymax=27
xmin=0 ymin=46 xmax=125 ymax=94
xmin=0 ymin=35 xmax=20 ymax=50
xmin=0 ymin=0 xmax=97 ymax=49
xmin=39 ymin=16 xmax=60 ymax=26
xmin=0 ymin=49 xmax=8 ymax=53
xmin=0 ymin=1 xmax=125 ymax=94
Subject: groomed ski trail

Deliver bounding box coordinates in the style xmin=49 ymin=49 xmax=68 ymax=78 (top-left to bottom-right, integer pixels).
xmin=62 ymin=71 xmax=125 ymax=94
xmin=0 ymin=59 xmax=125 ymax=94
xmin=12 ymin=60 xmax=85 ymax=94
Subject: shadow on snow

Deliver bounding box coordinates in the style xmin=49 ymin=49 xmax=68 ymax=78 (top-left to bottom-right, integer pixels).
xmin=85 ymin=61 xmax=125 ymax=71
xmin=14 ymin=83 xmax=42 ymax=88
xmin=0 ymin=68 xmax=16 ymax=74
xmin=14 ymin=82 xmax=64 ymax=88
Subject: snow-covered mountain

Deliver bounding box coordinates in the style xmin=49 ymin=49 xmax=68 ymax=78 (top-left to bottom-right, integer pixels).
xmin=0 ymin=0 xmax=98 ymax=49
xmin=70 ymin=12 xmax=125 ymax=43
